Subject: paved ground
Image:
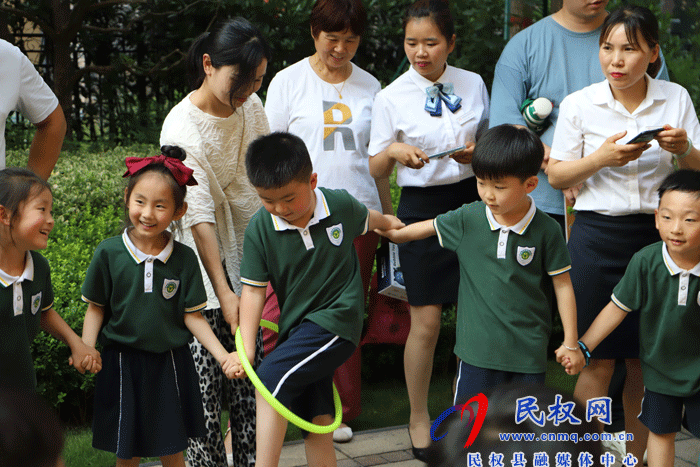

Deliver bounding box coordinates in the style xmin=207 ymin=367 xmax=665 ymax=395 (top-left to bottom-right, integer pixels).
xmin=142 ymin=424 xmax=700 ymax=466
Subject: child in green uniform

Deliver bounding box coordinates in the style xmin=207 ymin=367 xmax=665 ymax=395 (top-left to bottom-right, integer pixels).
xmin=0 ymin=167 xmax=100 ymax=392
xmin=562 ymin=169 xmax=700 ymax=467
xmin=81 ymin=148 xmax=241 ymax=467
xmin=236 ymin=132 xmax=404 ymax=467
xmin=379 ymin=124 xmax=584 ymax=406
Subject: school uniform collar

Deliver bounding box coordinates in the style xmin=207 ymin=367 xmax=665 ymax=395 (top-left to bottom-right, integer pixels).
xmin=407 ymin=64 xmax=450 ymax=91
xmin=661 ymin=243 xmax=700 ymax=277
xmin=661 ymin=242 xmax=700 ymax=306
xmin=121 ymin=228 xmax=174 ymax=264
xmin=0 ymin=251 xmax=33 ymax=287
xmin=0 ymin=252 xmax=36 ymax=316
xmin=485 ymin=196 xmax=537 ymax=235
xmin=270 ymin=188 xmax=330 ymax=232
xmin=591 ymin=75 xmax=666 ymax=114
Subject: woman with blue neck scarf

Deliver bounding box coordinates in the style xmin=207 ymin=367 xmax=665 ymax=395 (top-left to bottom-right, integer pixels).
xmin=368 ymin=0 xmax=489 ymax=459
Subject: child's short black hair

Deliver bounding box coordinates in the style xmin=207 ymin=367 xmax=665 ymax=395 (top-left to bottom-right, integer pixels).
xmin=658 ymin=169 xmax=700 ymax=202
xmin=245 ymin=132 xmax=313 ymax=189
xmin=471 ymin=124 xmax=544 ymax=181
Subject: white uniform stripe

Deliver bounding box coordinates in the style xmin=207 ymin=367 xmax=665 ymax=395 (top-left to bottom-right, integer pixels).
xmin=117 ymin=352 xmax=124 ymax=455
xmin=271 ymin=335 xmax=340 ymax=398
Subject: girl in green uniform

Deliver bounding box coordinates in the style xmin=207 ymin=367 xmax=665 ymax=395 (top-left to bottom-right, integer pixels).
xmin=81 ymin=148 xmax=241 ymax=467
xmin=0 ymin=167 xmax=100 ymax=392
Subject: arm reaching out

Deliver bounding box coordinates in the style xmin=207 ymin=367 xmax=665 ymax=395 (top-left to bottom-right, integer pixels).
xmin=41 ymin=307 xmax=101 ymax=374
xmin=555 ymin=300 xmax=628 ymax=375
xmin=375 ymin=218 xmax=436 ymax=244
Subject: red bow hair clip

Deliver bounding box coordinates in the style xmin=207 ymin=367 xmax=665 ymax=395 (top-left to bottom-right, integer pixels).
xmin=123 ymin=153 xmax=197 ymax=186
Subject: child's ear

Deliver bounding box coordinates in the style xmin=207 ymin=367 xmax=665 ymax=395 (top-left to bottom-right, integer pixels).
xmin=0 ymin=205 xmax=11 ymax=226
xmin=524 ymin=175 xmax=539 ymax=193
xmin=654 ymin=208 xmax=660 ymax=230
xmin=173 ymin=202 xmax=188 ymax=222
xmin=310 ymin=173 xmax=318 ymax=190
xmin=124 ymin=187 xmax=129 ymax=207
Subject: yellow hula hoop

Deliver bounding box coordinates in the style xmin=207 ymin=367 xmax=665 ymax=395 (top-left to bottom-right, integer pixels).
xmin=234 ymin=319 xmax=343 ymax=434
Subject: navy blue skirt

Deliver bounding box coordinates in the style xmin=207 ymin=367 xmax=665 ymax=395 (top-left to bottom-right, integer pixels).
xmin=92 ymin=344 xmax=206 ymax=459
xmin=568 ymin=211 xmax=657 ymax=359
xmin=397 ymin=177 xmax=479 ymax=306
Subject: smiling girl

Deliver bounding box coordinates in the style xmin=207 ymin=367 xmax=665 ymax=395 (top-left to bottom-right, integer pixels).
xmin=548 ymin=5 xmax=700 ymax=461
xmin=0 ymin=168 xmax=100 ymax=393
xmin=368 ymin=0 xmax=489 ymax=459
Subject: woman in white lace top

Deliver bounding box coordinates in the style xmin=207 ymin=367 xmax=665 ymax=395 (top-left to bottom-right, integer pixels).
xmin=160 ymin=18 xmax=270 ymax=467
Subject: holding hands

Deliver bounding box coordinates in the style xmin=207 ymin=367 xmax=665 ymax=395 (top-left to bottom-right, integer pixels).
xmin=554 ymin=344 xmax=585 ymax=376
xmin=68 ymin=343 xmax=102 ymax=374
xmin=221 ymin=351 xmax=245 ymax=379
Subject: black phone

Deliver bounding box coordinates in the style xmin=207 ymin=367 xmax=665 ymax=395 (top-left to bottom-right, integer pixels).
xmin=626 ymin=127 xmax=664 ymax=144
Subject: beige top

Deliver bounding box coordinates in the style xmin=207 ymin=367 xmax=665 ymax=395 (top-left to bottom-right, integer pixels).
xmin=160 ymin=92 xmax=269 ymax=307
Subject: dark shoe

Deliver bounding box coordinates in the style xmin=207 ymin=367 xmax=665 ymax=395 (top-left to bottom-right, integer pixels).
xmin=412 ymin=445 xmax=431 ymax=463
xmin=408 ymin=428 xmax=431 ymax=463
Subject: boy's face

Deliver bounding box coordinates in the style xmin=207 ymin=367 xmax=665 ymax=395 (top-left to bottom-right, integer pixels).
xmin=476 ymin=175 xmax=538 ymax=225
xmin=256 ymin=173 xmax=318 ymax=229
xmin=655 ymin=190 xmax=700 ymax=268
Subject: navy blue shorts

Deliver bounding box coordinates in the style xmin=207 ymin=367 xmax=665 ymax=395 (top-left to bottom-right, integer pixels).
xmin=454 ymin=360 xmax=545 ymax=405
xmin=638 ymin=388 xmax=700 ymax=437
xmin=257 ymin=321 xmax=355 ymax=436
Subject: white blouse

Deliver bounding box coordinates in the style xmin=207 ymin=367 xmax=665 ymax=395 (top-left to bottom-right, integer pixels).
xmin=160 ymin=93 xmax=269 ymax=307
xmin=550 ymin=77 xmax=700 ymax=215
xmin=369 ymin=65 xmax=489 ymax=188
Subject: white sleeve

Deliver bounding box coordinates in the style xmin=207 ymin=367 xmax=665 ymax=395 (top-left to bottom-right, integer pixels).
xmin=549 ymin=95 xmax=584 ymax=162
xmin=679 ymin=87 xmax=700 ymax=144
xmin=264 ymin=73 xmax=290 ymax=133
xmin=17 ymin=51 xmax=58 ymax=123
xmin=368 ymin=92 xmax=397 ymax=157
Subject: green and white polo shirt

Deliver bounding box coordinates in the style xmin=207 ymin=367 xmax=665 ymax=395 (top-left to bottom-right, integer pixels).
xmin=81 ymin=230 xmax=207 ymax=353
xmin=612 ymin=242 xmax=700 ymax=397
xmin=434 ymin=197 xmax=571 ymax=373
xmin=241 ymin=188 xmax=368 ymax=346
xmin=0 ymin=251 xmax=54 ymax=390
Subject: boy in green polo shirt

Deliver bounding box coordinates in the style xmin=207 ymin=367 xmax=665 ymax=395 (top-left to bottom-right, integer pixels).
xmin=236 ymin=132 xmax=403 ymax=467
xmin=379 ymin=124 xmax=583 ymax=405
xmin=563 ymin=169 xmax=700 ymax=467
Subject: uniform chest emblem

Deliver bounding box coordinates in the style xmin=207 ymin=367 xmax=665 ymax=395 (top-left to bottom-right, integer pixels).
xmin=162 ymin=279 xmax=180 ymax=300
xmin=326 ymin=224 xmax=344 ymax=246
xmin=31 ymin=292 xmax=42 ymax=315
xmin=517 ymin=246 xmax=536 ymax=266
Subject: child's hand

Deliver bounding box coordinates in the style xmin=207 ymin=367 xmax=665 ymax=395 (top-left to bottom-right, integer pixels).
xmin=221 ymin=352 xmax=246 ymax=379
xmin=554 ymin=345 xmax=585 ymax=375
xmin=374 ymin=226 xmax=405 ymax=243
xmin=69 ymin=343 xmax=102 ymax=374
xmin=382 ymin=215 xmax=405 ymax=231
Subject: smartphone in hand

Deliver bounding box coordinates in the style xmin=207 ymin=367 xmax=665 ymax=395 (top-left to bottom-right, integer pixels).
xmin=428 ymin=145 xmax=466 ymax=159
xmin=626 ymin=127 xmax=664 ymax=144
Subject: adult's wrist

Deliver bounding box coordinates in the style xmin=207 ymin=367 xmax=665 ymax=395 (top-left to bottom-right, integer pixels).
xmin=674 ymin=139 xmax=692 ymax=159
